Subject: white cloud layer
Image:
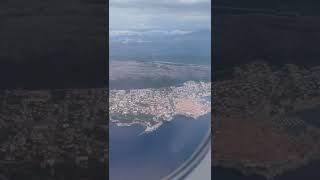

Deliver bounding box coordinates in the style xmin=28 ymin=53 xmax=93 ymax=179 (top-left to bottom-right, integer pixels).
xmin=110 ymin=0 xmax=211 ymax=30
xmin=109 ymin=30 xmax=193 ymax=37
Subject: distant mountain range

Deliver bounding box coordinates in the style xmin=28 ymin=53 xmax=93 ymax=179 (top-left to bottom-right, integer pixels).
xmin=109 ymin=29 xmax=211 ymax=65
xmin=109 ymin=60 xmax=211 ymax=89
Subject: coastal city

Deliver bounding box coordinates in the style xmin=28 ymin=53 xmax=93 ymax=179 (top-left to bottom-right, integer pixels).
xmin=110 ymin=81 xmax=211 ymax=132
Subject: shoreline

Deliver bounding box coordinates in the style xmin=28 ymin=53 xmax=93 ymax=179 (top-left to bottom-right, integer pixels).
xmin=110 ymin=112 xmax=211 ymax=134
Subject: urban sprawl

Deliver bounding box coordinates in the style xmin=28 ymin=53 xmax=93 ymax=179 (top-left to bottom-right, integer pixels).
xmin=110 ymin=81 xmax=211 ymax=132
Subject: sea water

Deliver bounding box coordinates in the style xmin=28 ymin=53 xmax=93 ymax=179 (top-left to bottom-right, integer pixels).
xmin=109 ymin=113 xmax=210 ymax=180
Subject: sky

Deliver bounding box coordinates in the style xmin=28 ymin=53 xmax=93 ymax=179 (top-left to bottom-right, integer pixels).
xmin=110 ymin=0 xmax=211 ymax=31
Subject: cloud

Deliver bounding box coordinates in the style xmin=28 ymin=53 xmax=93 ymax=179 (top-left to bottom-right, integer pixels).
xmin=178 ymin=0 xmax=210 ymax=4
xmin=110 ymin=0 xmax=210 ymax=30
xmin=109 ymin=30 xmax=192 ymax=37
xmin=110 ymin=0 xmax=210 ymax=6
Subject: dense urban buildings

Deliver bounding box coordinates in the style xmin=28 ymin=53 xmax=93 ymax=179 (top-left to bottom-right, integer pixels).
xmin=110 ymin=81 xmax=211 ymax=132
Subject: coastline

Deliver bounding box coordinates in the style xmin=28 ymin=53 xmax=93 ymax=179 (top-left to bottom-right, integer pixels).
xmin=109 ymin=112 xmax=211 ymax=180
xmin=110 ymin=112 xmax=211 ymax=134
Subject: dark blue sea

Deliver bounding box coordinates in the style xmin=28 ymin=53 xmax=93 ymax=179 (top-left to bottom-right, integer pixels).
xmin=109 ymin=113 xmax=211 ymax=180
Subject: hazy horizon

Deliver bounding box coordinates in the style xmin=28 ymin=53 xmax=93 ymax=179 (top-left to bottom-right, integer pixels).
xmin=109 ymin=0 xmax=211 ymax=67
xmin=110 ymin=0 xmax=211 ymax=31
